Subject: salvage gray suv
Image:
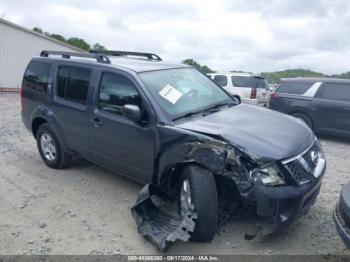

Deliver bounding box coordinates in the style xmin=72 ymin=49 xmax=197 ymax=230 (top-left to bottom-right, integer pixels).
xmin=21 ymin=50 xmax=326 ymax=251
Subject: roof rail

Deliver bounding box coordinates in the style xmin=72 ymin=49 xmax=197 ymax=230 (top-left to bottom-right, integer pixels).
xmin=40 ymin=50 xmax=111 ymax=64
xmin=91 ymin=50 xmax=162 ymax=61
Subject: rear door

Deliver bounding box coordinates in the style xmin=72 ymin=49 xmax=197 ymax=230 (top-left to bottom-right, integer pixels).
xmin=51 ymin=63 xmax=93 ymax=158
xmin=89 ymin=69 xmax=155 ymax=184
xmin=313 ymin=82 xmax=350 ymax=135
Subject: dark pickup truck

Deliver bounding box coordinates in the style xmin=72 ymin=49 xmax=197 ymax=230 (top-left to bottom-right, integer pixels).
xmin=268 ymin=78 xmax=350 ymax=137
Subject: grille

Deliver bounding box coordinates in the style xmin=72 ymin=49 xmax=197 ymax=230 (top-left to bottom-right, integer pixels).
xmin=285 ymin=161 xmax=313 ymax=184
xmin=283 ymin=140 xmax=321 ymax=184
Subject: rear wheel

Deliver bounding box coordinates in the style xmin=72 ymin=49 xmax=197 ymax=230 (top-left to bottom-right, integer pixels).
xmin=179 ymin=165 xmax=218 ymax=242
xmin=36 ymin=123 xmax=71 ymax=169
xmin=292 ymin=113 xmax=313 ymax=130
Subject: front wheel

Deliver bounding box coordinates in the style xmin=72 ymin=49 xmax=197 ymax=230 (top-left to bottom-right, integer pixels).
xmin=179 ymin=165 xmax=218 ymax=242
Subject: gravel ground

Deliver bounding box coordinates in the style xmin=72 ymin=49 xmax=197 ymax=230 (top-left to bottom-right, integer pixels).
xmin=0 ymin=94 xmax=349 ymax=255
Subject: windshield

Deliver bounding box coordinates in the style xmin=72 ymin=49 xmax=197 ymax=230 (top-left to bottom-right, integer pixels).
xmin=138 ymin=68 xmax=233 ymax=120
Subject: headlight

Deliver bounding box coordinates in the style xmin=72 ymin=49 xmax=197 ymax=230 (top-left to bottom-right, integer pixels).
xmin=250 ymin=164 xmax=285 ymax=186
xmin=315 ymin=137 xmax=325 ymax=159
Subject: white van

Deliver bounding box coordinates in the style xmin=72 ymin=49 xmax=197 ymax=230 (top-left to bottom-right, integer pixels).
xmin=208 ymin=73 xmax=269 ymax=105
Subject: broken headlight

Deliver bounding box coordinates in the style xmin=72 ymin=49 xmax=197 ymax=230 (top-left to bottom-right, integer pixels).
xmin=250 ymin=164 xmax=285 ymax=186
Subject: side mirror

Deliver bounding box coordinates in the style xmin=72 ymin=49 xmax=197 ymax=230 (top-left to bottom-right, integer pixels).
xmin=123 ymin=104 xmax=142 ymax=123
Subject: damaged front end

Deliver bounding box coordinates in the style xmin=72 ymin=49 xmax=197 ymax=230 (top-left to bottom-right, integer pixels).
xmin=131 ymin=136 xmax=326 ymax=251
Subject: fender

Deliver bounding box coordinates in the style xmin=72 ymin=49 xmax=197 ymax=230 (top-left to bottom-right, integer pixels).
xmin=287 ymin=107 xmax=313 ymax=118
xmin=30 ymin=105 xmax=69 ymax=151
xmin=156 ymin=140 xmax=230 ymax=193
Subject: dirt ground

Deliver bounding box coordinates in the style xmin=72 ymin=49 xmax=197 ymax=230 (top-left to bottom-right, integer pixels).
xmin=0 ymin=94 xmax=349 ymax=255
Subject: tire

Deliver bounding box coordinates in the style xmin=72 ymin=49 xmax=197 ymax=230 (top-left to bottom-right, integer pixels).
xmin=292 ymin=113 xmax=313 ymax=130
xmin=179 ymin=165 xmax=218 ymax=242
xmin=233 ymin=95 xmax=241 ymax=104
xmin=36 ymin=123 xmax=71 ymax=169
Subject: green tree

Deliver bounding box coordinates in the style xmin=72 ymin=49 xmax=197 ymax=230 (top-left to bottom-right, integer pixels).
xmin=200 ymin=65 xmax=215 ymax=74
xmin=50 ymin=34 xmax=66 ymax=42
xmin=333 ymin=71 xmax=350 ymax=79
xmin=93 ymin=43 xmax=107 ymax=51
xmin=261 ymin=69 xmax=326 ymax=84
xmin=67 ymin=37 xmax=91 ymax=51
xmin=182 ymin=59 xmax=214 ymax=74
xmin=33 ymin=27 xmax=43 ymax=34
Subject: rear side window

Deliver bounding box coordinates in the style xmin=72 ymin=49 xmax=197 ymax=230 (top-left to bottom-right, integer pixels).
xmin=318 ymin=82 xmax=350 ymax=102
xmin=56 ymin=66 xmax=91 ymax=105
xmin=231 ymin=76 xmax=255 ymax=88
xmin=213 ymin=75 xmax=227 ymax=87
xmin=276 ymin=82 xmax=313 ymax=95
xmin=23 ymin=61 xmax=51 ymax=93
xmin=98 ymin=72 xmax=141 ymax=116
xmin=254 ymin=77 xmax=268 ymax=89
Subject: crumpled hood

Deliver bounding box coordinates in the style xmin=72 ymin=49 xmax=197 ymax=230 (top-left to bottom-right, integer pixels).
xmin=175 ymin=104 xmax=315 ymax=163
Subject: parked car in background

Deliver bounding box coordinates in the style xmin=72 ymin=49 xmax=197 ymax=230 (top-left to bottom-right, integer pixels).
xmin=268 ymin=78 xmax=350 ymax=137
xmin=334 ymin=181 xmax=350 ymax=250
xmin=208 ymin=73 xmax=269 ymax=105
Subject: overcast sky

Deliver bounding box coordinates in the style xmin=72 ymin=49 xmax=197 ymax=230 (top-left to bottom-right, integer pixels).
xmin=1 ymin=0 xmax=350 ymax=74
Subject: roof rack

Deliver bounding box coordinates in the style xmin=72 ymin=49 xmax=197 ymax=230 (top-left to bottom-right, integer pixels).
xmin=90 ymin=50 xmax=162 ymax=61
xmin=40 ymin=50 xmax=111 ymax=64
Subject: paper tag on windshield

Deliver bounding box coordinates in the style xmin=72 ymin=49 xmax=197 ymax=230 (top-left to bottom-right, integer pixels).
xmin=158 ymin=84 xmax=183 ymax=104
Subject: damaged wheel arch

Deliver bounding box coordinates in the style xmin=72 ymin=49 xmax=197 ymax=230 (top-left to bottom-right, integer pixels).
xmin=156 ymin=140 xmax=235 ymax=194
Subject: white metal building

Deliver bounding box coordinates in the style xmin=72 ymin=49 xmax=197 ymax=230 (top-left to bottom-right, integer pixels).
xmin=0 ymin=18 xmax=83 ymax=89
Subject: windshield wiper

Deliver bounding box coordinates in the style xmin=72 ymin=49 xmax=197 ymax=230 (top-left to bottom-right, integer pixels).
xmin=202 ymin=101 xmax=235 ymax=114
xmin=172 ymin=110 xmax=203 ymax=121
xmin=172 ymin=101 xmax=235 ymax=122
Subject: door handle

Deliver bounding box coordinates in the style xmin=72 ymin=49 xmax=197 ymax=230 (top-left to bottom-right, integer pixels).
xmin=91 ymin=118 xmax=103 ymax=127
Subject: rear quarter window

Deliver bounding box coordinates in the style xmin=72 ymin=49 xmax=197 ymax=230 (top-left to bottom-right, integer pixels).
xmin=231 ymin=76 xmax=255 ymax=88
xmin=254 ymin=77 xmax=268 ymax=89
xmin=317 ymin=82 xmax=350 ymax=102
xmin=276 ymin=82 xmax=313 ymax=95
xmin=23 ymin=61 xmax=51 ymax=93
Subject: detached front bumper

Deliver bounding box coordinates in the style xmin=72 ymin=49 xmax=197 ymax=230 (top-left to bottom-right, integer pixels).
xmin=131 ymin=184 xmax=197 ymax=252
xmin=254 ymin=179 xmax=322 ymax=234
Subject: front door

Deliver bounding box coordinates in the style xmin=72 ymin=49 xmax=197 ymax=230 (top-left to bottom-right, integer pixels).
xmin=89 ymin=70 xmax=155 ymax=184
